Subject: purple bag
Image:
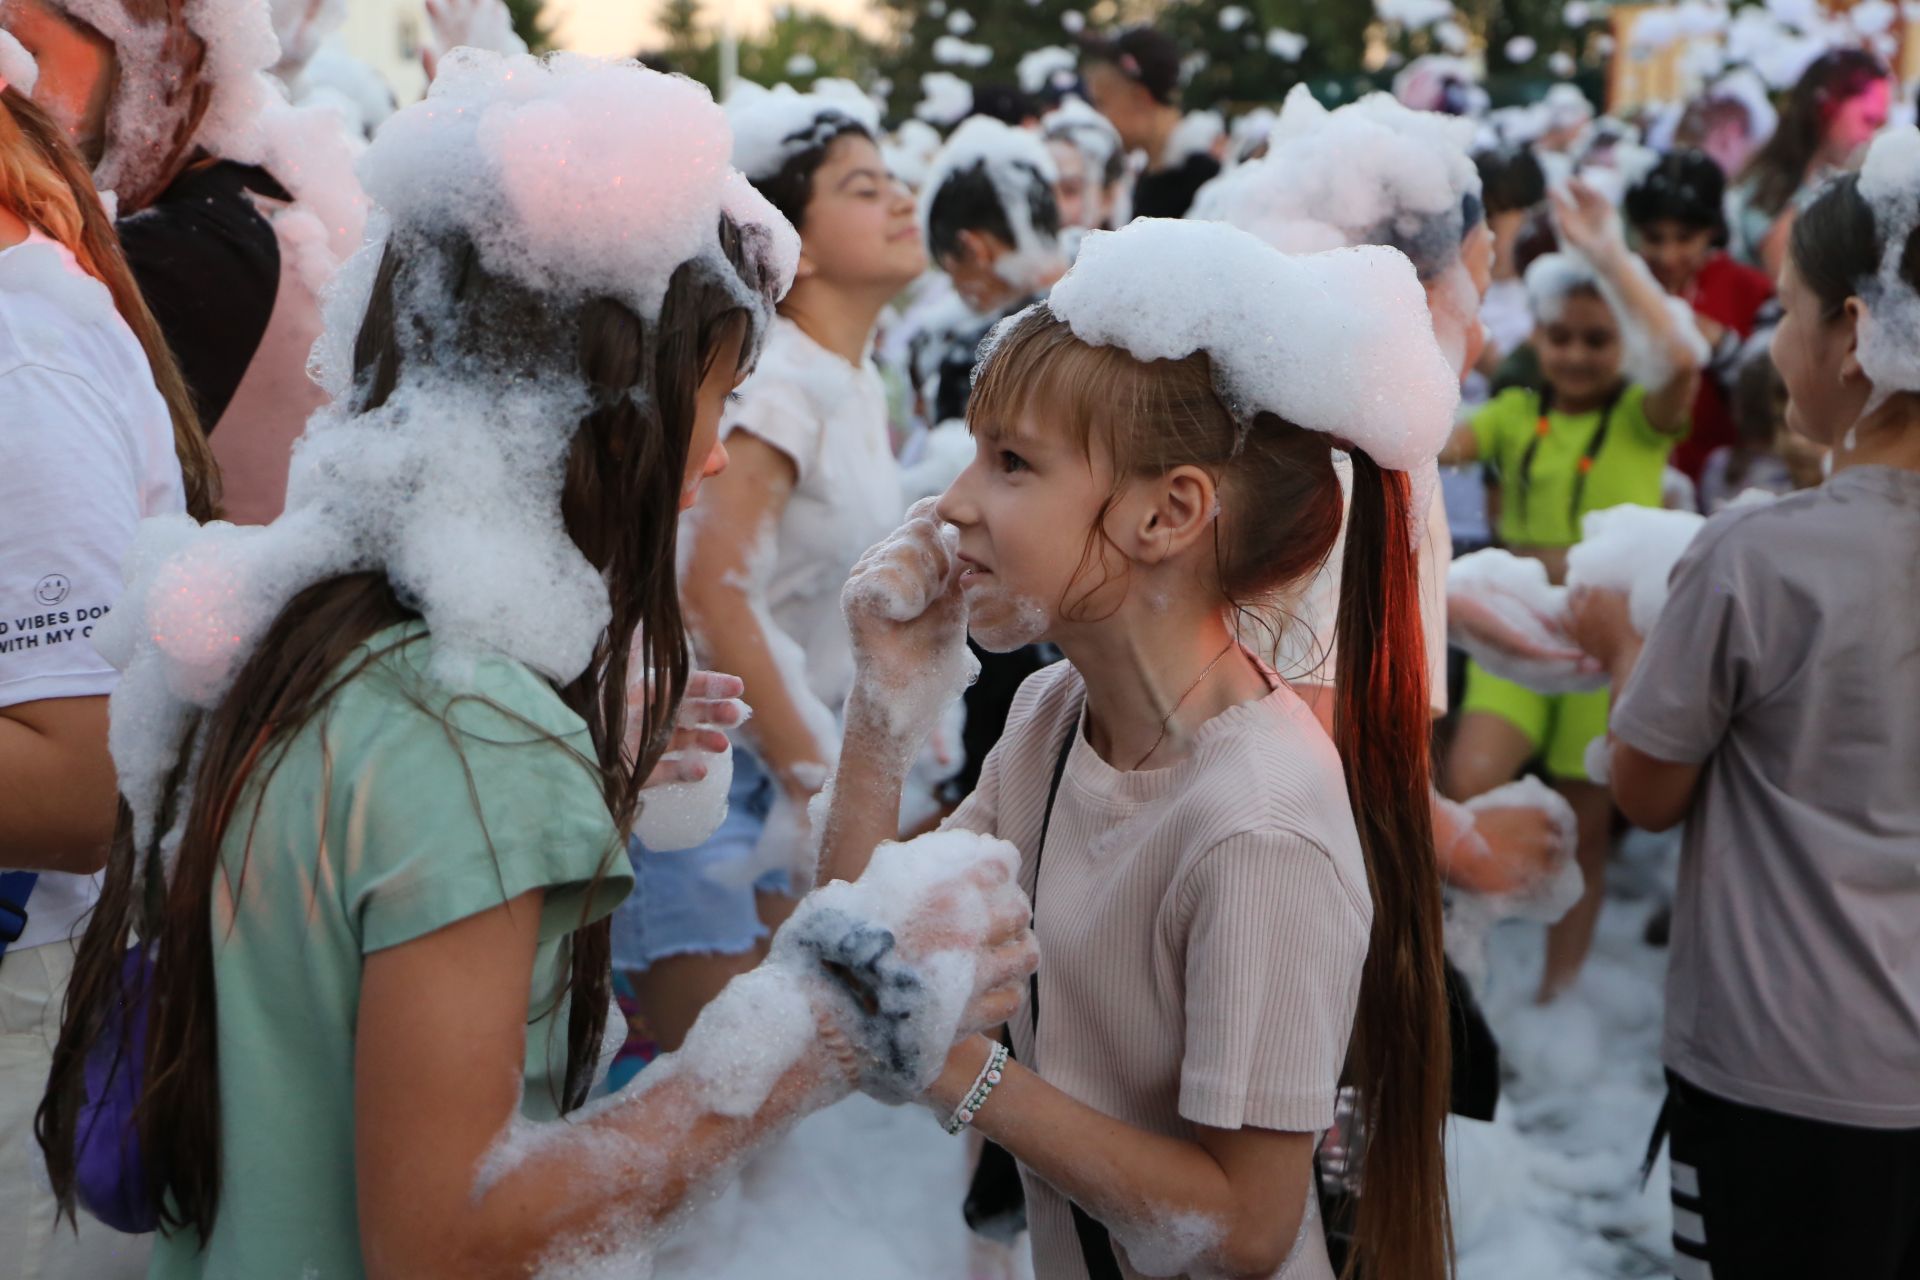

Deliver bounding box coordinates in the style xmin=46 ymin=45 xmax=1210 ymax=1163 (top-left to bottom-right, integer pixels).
xmin=73 ymin=945 xmax=160 ymax=1234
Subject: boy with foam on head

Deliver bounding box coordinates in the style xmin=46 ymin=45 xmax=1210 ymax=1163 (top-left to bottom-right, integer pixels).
xmin=915 ymin=114 xmax=1067 ymax=424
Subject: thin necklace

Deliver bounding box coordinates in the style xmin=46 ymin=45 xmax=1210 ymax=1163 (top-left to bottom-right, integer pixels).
xmin=1132 ymin=639 xmax=1238 ymax=771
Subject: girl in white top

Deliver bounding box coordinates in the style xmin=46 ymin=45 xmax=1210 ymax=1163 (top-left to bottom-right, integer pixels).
xmin=819 ymin=221 xmax=1457 ymax=1278
xmin=0 ymin=73 xmax=209 ymax=1280
xmin=620 ymin=96 xmax=927 ymax=1048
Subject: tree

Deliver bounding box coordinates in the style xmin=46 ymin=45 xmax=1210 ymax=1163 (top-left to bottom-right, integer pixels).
xmin=658 ymin=0 xmax=705 ymax=62
xmin=503 ymin=0 xmax=554 ymax=52
xmin=1156 ymin=0 xmax=1378 ymax=110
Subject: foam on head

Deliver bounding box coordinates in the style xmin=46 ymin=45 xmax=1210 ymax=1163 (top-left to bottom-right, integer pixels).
xmin=100 ymin=52 xmax=798 ymax=859
xmin=1523 ymin=252 xmax=1599 ymax=324
xmin=364 ymin=51 xmax=796 ymax=323
xmin=1191 ymin=86 xmax=1482 ymax=282
xmin=1044 ymin=218 xmax=1459 ymax=476
xmin=1850 ymin=127 xmax=1920 ymax=402
xmin=920 ymin=114 xmax=1063 ymax=282
xmin=726 ymin=82 xmax=880 ymax=185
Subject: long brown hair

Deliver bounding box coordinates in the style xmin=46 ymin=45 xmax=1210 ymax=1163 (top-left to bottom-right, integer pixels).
xmin=971 ymin=307 xmax=1452 ymax=1280
xmin=0 ymin=85 xmax=217 ymax=519
xmin=37 ymin=219 xmax=776 ymax=1243
xmin=1738 ymin=48 xmax=1889 ymax=217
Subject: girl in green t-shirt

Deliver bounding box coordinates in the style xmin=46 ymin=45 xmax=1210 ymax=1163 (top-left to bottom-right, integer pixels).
xmin=37 ymin=59 xmax=1032 ymax=1280
xmin=1437 ymin=178 xmax=1700 ymax=1002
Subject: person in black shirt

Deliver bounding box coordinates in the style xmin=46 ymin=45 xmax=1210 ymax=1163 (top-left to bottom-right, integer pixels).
xmin=1079 ymin=25 xmax=1219 ymax=220
xmin=5 ymin=0 xmax=281 ymax=428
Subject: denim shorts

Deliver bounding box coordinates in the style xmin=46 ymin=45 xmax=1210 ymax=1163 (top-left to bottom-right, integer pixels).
xmin=610 ymin=746 xmax=797 ymax=971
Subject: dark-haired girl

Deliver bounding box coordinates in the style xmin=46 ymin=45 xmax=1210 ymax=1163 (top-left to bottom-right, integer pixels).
xmin=1440 ymin=179 xmax=1701 ymax=1002
xmin=1728 ymin=47 xmax=1891 ymax=276
xmin=621 ymin=98 xmax=928 ymax=1050
xmin=1571 ymin=138 xmax=1920 ymax=1280
xmin=35 ymin=61 xmax=1026 ymax=1280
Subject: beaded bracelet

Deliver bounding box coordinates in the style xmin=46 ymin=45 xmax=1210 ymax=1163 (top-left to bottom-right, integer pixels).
xmin=944 ymin=1041 xmax=1010 ymax=1135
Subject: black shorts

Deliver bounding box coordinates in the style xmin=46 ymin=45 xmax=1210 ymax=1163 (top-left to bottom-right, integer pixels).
xmin=1665 ymin=1071 xmax=1920 ymax=1279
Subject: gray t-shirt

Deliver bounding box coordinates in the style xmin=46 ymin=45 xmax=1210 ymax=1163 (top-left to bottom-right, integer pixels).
xmin=1612 ymin=466 xmax=1920 ymax=1129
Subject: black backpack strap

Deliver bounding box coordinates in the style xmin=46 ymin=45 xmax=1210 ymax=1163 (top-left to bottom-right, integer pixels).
xmin=1012 ymin=702 xmax=1124 ymax=1280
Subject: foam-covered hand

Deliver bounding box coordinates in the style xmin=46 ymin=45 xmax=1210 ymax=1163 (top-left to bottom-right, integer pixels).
xmin=1550 ymin=179 xmax=1628 ymax=267
xmin=842 ymin=498 xmax=979 ymax=746
xmin=1565 ymin=585 xmax=1637 ymax=669
xmin=775 ymin=831 xmax=1035 ymax=1104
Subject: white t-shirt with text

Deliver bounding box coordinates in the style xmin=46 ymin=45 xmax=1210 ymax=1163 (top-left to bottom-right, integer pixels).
xmin=0 ymin=231 xmax=186 ymax=949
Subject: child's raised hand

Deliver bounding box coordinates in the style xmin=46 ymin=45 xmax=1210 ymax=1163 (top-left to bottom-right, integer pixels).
xmin=1550 ymin=179 xmax=1628 ymax=267
xmin=627 ymin=669 xmax=747 ymax=786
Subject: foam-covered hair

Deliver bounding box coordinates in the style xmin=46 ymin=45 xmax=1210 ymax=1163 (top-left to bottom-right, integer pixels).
xmin=1045 ymin=217 xmax=1458 ymax=473
xmin=1191 ymin=84 xmax=1483 ymax=281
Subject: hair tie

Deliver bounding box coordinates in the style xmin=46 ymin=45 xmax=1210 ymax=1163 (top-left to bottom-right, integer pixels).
xmin=1119 ymin=53 xmax=1142 ymax=79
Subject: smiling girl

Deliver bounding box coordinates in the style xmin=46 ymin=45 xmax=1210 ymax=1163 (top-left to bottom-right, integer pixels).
xmin=817 ymin=218 xmax=1460 ymax=1279
xmin=1439 ymin=179 xmax=1702 ymax=1001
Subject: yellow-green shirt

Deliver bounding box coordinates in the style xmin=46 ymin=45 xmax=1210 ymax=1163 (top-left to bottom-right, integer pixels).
xmin=150 ymin=622 xmax=630 ymax=1280
xmin=1470 ymin=383 xmax=1680 ymax=547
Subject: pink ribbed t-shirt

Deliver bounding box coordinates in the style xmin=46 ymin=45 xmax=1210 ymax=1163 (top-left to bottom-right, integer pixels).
xmin=947 ymin=660 xmax=1373 ymax=1280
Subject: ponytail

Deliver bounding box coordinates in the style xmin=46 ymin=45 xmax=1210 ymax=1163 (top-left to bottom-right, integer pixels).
xmin=0 ymin=87 xmax=219 ymax=521
xmin=1332 ymin=451 xmax=1452 ymax=1280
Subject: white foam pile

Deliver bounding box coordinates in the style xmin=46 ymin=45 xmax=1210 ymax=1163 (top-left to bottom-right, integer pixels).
xmin=934 ymin=35 xmax=993 ymax=68
xmin=1850 ymin=128 xmax=1920 ymax=406
xmin=634 ymin=743 xmax=736 ymax=853
xmin=0 ymin=27 xmax=39 ymax=91
xmin=920 ymin=115 xmax=1064 ymax=285
xmin=1192 ymin=85 xmax=1481 ymax=282
xmin=1017 ymin=44 xmax=1078 ymax=95
xmin=1446 ymin=549 xmax=1604 ymax=694
xmin=1265 ymin=27 xmax=1307 ymax=61
xmin=62 ymin=0 xmax=367 ymax=290
xmin=727 ymin=83 xmax=880 ymax=184
xmin=1044 ymin=218 xmax=1459 ymax=480
xmin=97 ymin=52 xmax=797 ymax=857
xmin=1564 ymin=505 xmax=1710 ymax=637
xmin=915 ymin=71 xmax=973 ymax=126
xmin=1375 ymin=0 xmax=1454 ymax=29
xmin=883 ymin=118 xmax=945 ymax=190
xmin=1443 ymin=778 xmax=1586 ymax=984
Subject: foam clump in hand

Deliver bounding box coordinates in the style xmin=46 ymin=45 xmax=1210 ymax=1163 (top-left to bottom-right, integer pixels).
xmin=1564 ymin=505 xmax=1706 ymax=636
xmin=102 ymin=52 xmax=796 ymax=861
xmin=1447 ymin=549 xmax=1604 ymax=693
xmin=1444 ymin=778 xmax=1585 ymax=983
xmin=1850 ymin=128 xmax=1920 ymax=404
xmin=1046 ymin=218 xmax=1459 ymax=476
xmin=772 ymin=829 xmax=1024 ymax=1104
xmin=634 ymin=747 xmax=735 ymax=852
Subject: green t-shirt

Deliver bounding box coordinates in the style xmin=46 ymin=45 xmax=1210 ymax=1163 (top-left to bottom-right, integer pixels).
xmin=1470 ymin=383 xmax=1680 ymax=547
xmin=150 ymin=623 xmax=630 ymax=1280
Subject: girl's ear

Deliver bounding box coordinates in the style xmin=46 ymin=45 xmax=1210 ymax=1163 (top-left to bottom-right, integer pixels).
xmin=1131 ymin=464 xmax=1219 ymax=566
xmin=1841 ymin=295 xmax=1869 ymax=384
xmin=793 ymin=246 xmax=819 ymax=281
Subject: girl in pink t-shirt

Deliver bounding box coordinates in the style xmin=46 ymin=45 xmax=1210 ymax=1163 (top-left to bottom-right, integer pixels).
xmin=819 ymin=221 xmax=1455 ymax=1280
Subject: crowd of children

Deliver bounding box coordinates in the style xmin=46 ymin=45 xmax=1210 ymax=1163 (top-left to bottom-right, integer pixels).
xmin=0 ymin=4 xmax=1916 ymax=1279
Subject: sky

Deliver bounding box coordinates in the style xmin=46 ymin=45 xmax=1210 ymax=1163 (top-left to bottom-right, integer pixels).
xmin=550 ymin=0 xmax=882 ymax=57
